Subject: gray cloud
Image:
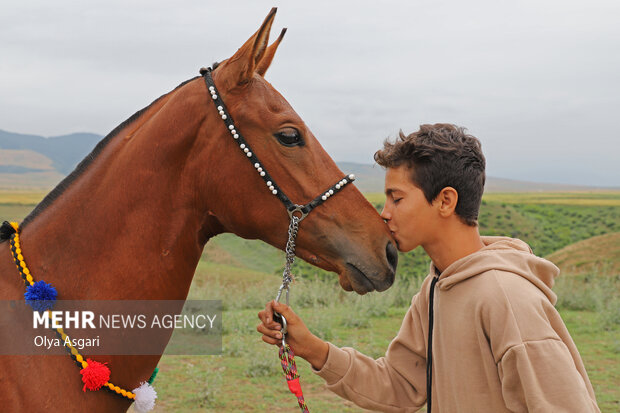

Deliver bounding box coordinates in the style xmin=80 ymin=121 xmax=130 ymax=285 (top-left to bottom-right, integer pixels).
xmin=1 ymin=0 xmax=618 ymax=186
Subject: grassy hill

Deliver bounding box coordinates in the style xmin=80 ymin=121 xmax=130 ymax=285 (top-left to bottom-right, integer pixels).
xmin=547 ymin=232 xmax=620 ymax=276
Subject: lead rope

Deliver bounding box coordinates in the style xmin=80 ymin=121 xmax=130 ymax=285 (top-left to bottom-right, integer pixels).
xmin=274 ymin=215 xmax=309 ymax=413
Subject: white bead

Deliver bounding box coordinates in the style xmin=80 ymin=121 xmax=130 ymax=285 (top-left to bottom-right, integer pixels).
xmin=266 ymin=181 xmax=272 ymax=186
xmin=221 ymin=115 xmax=227 ymax=120
xmin=335 ymin=184 xmax=341 ymax=189
xmin=229 ymin=125 xmax=234 ymax=130
xmin=269 ymin=186 xmax=274 ymax=191
xmin=243 ymin=148 xmax=249 ymax=153
xmin=247 ymin=152 xmax=252 ymax=157
xmin=209 ymin=86 xmax=215 ymax=91
xmin=211 ymin=95 xmax=217 ymax=99
xmin=219 ymin=110 xmax=224 ymax=115
xmin=217 ymin=106 xmax=223 ymax=111
xmin=233 ymin=134 xmax=239 ymax=139
xmin=325 ymin=192 xmax=330 ymax=198
xmin=349 ymin=174 xmax=355 ymax=180
xmin=240 ymin=144 xmax=246 ymax=149
xmin=342 ymin=179 xmax=347 ymax=184
xmin=329 ymin=189 xmax=334 ymax=195
xmin=254 ymin=163 xmax=260 ymax=168
xmin=231 ymin=129 xmax=236 ymax=134
xmin=260 ymin=171 xmax=266 ymax=176
xmin=272 ymin=189 xmax=278 ymax=195
xmin=321 ymin=195 xmax=327 ymax=201
xmin=258 ymin=168 xmax=263 ymax=172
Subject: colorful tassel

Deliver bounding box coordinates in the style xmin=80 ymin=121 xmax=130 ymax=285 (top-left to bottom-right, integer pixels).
xmin=24 ymin=280 xmax=57 ymax=312
xmin=132 ymin=382 xmax=157 ymax=412
xmin=147 ymin=367 xmax=159 ymax=385
xmin=0 ymin=221 xmax=17 ymax=241
xmin=80 ymin=359 xmax=111 ymax=391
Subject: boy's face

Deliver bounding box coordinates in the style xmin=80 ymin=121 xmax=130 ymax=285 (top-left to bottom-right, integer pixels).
xmin=381 ymin=165 xmax=437 ymax=253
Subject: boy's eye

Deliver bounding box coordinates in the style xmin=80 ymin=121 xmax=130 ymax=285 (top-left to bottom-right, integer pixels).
xmin=393 ymin=198 xmax=402 ymax=204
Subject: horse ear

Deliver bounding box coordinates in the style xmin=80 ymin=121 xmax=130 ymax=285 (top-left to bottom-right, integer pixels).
xmin=218 ymin=8 xmax=277 ymax=87
xmin=256 ymin=28 xmax=287 ymax=77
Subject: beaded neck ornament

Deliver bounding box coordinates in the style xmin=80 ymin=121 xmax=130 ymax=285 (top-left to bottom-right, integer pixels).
xmin=4 ymin=222 xmax=158 ymax=412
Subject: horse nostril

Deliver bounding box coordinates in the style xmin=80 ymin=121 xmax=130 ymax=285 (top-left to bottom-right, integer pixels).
xmin=386 ymin=241 xmax=398 ymax=272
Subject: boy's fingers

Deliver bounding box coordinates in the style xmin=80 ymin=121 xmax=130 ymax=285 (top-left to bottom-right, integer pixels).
xmin=264 ymin=301 xmax=275 ymax=324
xmin=272 ymin=301 xmax=295 ymax=321
xmin=256 ymin=323 xmax=283 ymax=339
xmin=261 ymin=335 xmax=281 ymax=346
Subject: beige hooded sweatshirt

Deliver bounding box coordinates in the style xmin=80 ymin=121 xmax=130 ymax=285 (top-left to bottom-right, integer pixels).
xmin=314 ymin=236 xmax=600 ymax=412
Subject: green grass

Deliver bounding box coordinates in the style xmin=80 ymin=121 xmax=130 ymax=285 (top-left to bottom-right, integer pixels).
xmin=145 ymin=273 xmax=619 ymax=412
xmin=3 ymin=189 xmax=619 ymax=412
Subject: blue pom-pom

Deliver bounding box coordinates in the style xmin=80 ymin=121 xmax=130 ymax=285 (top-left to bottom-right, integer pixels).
xmin=25 ymin=280 xmax=57 ymax=312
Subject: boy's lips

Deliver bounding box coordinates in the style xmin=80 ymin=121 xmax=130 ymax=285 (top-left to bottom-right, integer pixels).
xmin=389 ymin=231 xmax=400 ymax=249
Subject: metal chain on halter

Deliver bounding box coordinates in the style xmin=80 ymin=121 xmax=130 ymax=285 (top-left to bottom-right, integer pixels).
xmin=274 ymin=212 xmax=309 ymax=413
xmin=276 ymin=214 xmax=300 ymax=306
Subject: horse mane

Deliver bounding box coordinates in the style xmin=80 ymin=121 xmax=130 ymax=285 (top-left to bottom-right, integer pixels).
xmin=0 ymin=76 xmax=200 ymax=243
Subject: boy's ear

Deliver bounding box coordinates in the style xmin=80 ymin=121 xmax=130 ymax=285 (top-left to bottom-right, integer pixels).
xmin=436 ymin=187 xmax=458 ymax=218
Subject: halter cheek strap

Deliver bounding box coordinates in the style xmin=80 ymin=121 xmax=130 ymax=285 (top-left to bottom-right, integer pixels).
xmin=200 ymin=67 xmax=356 ymax=221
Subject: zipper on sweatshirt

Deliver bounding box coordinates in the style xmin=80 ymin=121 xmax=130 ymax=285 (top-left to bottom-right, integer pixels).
xmin=426 ymin=271 xmax=440 ymax=413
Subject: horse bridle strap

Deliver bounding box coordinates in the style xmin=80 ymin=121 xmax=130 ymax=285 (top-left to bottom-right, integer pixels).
xmin=200 ymin=67 xmax=356 ymax=222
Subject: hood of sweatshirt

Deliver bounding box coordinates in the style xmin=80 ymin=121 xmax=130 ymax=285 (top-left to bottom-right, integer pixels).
xmin=433 ymin=236 xmax=560 ymax=304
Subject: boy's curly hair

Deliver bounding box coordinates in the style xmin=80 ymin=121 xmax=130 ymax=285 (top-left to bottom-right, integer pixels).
xmin=374 ymin=123 xmax=486 ymax=226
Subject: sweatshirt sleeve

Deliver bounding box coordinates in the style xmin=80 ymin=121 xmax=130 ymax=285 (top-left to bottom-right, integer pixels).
xmin=312 ymin=294 xmax=428 ymax=412
xmin=498 ymin=339 xmax=601 ymax=413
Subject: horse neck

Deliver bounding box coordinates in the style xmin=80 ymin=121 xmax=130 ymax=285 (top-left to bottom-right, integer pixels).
xmin=16 ymin=79 xmax=219 ymax=300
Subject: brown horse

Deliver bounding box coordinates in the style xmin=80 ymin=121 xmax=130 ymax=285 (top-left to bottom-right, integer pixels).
xmin=0 ymin=8 xmax=397 ymax=412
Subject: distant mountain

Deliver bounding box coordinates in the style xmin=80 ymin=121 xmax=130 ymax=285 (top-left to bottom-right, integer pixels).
xmin=0 ymin=129 xmax=101 ymax=175
xmin=1 ymin=129 xmax=617 ymax=192
xmin=338 ymin=162 xmax=619 ymax=193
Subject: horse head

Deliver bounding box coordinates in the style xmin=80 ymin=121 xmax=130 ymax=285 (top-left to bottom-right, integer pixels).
xmin=194 ymin=8 xmax=397 ymax=293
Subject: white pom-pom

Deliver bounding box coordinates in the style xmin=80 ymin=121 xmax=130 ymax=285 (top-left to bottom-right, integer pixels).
xmin=131 ymin=382 xmax=157 ymax=412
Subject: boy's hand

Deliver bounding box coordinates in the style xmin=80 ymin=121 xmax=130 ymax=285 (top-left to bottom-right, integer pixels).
xmin=257 ymin=300 xmax=329 ymax=370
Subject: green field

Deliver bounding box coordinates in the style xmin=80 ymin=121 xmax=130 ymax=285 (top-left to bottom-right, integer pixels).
xmin=1 ymin=190 xmax=619 ymax=412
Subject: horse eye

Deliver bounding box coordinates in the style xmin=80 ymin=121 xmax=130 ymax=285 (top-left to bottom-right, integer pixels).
xmin=274 ymin=128 xmax=304 ymax=147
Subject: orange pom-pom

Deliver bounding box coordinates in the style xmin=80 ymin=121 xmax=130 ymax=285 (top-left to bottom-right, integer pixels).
xmin=80 ymin=358 xmax=111 ymax=391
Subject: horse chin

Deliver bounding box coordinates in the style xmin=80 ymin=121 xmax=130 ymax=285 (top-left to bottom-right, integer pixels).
xmin=338 ymin=264 xmax=376 ymax=295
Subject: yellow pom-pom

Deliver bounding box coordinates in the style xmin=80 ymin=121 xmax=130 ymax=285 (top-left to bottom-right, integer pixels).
xmin=81 ymin=361 xmax=88 ymax=369
xmin=76 ymin=354 xmax=83 ymax=363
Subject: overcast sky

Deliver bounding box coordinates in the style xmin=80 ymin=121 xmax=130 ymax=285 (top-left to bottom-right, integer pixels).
xmin=1 ymin=1 xmax=619 ymax=186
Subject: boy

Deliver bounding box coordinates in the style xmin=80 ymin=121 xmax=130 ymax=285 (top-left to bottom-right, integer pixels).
xmin=257 ymin=124 xmax=600 ymax=412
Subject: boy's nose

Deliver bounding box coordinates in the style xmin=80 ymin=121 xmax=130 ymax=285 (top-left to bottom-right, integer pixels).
xmin=380 ymin=206 xmax=390 ymax=222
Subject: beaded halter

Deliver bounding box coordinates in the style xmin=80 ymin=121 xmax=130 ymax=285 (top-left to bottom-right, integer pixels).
xmin=201 ymin=66 xmax=356 ymax=413
xmin=200 ymin=65 xmax=355 ymax=308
